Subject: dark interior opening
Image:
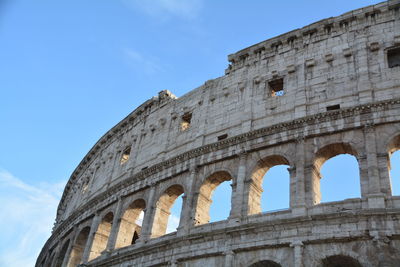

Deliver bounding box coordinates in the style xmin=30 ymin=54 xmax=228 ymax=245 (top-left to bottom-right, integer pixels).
xmin=131 ymin=231 xmax=139 ymax=244
xmin=268 ymin=78 xmax=284 ymax=96
xmin=120 ymin=147 xmax=131 ymax=165
xmin=181 ymin=112 xmax=192 ymax=131
xmin=326 ymin=104 xmax=340 ymax=111
xmin=218 ymin=134 xmax=228 ymax=141
xmin=388 ymin=47 xmax=400 ymax=68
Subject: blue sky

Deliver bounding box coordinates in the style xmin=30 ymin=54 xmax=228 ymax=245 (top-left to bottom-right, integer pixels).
xmin=1 ymin=0 xmax=399 ymax=266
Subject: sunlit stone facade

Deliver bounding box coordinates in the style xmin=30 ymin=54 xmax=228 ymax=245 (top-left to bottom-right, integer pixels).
xmin=37 ymin=1 xmax=400 ymax=266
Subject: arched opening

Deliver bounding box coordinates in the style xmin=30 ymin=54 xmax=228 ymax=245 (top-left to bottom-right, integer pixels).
xmin=68 ymin=226 xmax=90 ymax=267
xmin=151 ymin=184 xmax=184 ymax=238
xmin=209 ymin=180 xmax=232 ymax=222
xmin=54 ymin=239 xmax=69 ymax=267
xmin=320 ymin=154 xmax=361 ymax=202
xmin=249 ymin=260 xmax=282 ymax=267
xmin=388 ymin=135 xmax=400 ymax=196
xmin=166 ymin=194 xmax=183 ymax=233
xmin=89 ymin=212 xmax=114 ymax=261
xmin=194 ymin=171 xmax=233 ymax=225
xmin=115 ymin=199 xmax=145 ymax=248
xmin=390 ymin=150 xmax=400 ymax=196
xmin=248 ymin=155 xmax=290 ymax=215
xmin=314 ymin=143 xmax=360 ymax=205
xmin=261 ymin=165 xmax=290 ymax=212
xmin=322 ymin=255 xmax=362 ymax=267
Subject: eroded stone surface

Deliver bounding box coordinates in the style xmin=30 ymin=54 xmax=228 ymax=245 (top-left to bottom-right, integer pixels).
xmin=37 ymin=1 xmax=400 ymax=266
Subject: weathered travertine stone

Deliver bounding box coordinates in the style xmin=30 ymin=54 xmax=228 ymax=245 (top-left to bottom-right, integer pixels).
xmin=37 ymin=1 xmax=400 ymax=266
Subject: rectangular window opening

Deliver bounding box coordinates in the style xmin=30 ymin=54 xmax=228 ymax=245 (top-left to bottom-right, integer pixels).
xmin=388 ymin=47 xmax=400 ymax=68
xmin=120 ymin=147 xmax=131 ymax=165
xmin=268 ymin=78 xmax=284 ymax=97
xmin=326 ymin=104 xmax=340 ymax=111
xmin=180 ymin=112 xmax=192 ymax=131
xmin=218 ymin=134 xmax=228 ymax=141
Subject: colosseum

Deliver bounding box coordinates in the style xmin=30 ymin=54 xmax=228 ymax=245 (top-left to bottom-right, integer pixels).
xmin=37 ymin=1 xmax=400 ymax=266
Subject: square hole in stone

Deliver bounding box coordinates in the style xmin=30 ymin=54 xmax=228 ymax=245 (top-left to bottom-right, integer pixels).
xmin=388 ymin=47 xmax=400 ymax=68
xmin=120 ymin=147 xmax=131 ymax=165
xmin=268 ymin=78 xmax=284 ymax=97
xmin=180 ymin=112 xmax=192 ymax=131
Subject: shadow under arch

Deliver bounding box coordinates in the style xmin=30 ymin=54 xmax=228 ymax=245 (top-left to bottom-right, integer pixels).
xmin=68 ymin=226 xmax=90 ymax=266
xmin=322 ymin=255 xmax=362 ymax=267
xmin=247 ymin=155 xmax=290 ymax=215
xmin=194 ymin=170 xmax=233 ymax=225
xmin=387 ymin=134 xmax=400 ymax=155
xmin=115 ymin=198 xmax=146 ymax=248
xmin=89 ymin=211 xmax=114 ymax=261
xmin=54 ymin=239 xmax=69 ymax=267
xmin=46 ymin=251 xmax=56 ymax=267
xmin=151 ymin=184 xmax=184 ymax=238
xmin=314 ymin=143 xmax=358 ymax=170
xmin=248 ymin=260 xmax=282 ymax=267
xmin=312 ymin=142 xmax=360 ymax=205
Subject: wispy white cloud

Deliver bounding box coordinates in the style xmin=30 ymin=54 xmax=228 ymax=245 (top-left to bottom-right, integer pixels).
xmin=123 ymin=48 xmax=166 ymax=75
xmin=0 ymin=169 xmax=65 ymax=267
xmin=122 ymin=0 xmax=203 ymax=20
xmin=166 ymin=214 xmax=180 ymax=233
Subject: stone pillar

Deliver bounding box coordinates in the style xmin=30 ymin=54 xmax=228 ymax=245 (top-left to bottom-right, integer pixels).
xmin=224 ymin=250 xmax=235 ymax=267
xmin=50 ymin=244 xmax=61 ymax=267
xmin=364 ymin=124 xmax=385 ymax=208
xmin=292 ymin=137 xmax=307 ymax=215
xmin=230 ymin=151 xmax=247 ymax=220
xmin=357 ymin=153 xmax=369 ymax=198
xmin=81 ymin=213 xmax=101 ymax=264
xmin=377 ymin=152 xmax=392 ymax=196
xmin=177 ymin=166 xmax=198 ymax=235
xmin=48 ymin=251 xmax=58 ymax=267
xmin=290 ymin=241 xmax=304 ymax=267
xmin=364 ymin=125 xmax=381 ymax=193
xmin=61 ymin=227 xmax=78 ymax=267
xmin=305 ymin=165 xmax=321 ymax=206
xmin=138 ymin=184 xmax=157 ymax=242
xmin=105 ymin=197 xmax=123 ymax=252
xmin=288 ymin=166 xmax=296 ymax=209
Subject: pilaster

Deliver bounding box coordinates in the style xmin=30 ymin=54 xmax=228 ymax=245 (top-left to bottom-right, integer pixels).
xmin=61 ymin=227 xmax=78 ymax=267
xmin=81 ymin=213 xmax=101 ymax=264
xmin=105 ymin=197 xmax=123 ymax=252
xmin=137 ymin=184 xmax=157 ymax=243
xmin=292 ymin=136 xmax=307 ymax=215
xmin=177 ymin=164 xmax=198 ymax=235
xmin=230 ymin=151 xmax=247 ymax=220
xmin=364 ymin=124 xmax=386 ymax=208
xmin=290 ymin=240 xmax=304 ymax=267
xmin=224 ymin=250 xmax=235 ymax=267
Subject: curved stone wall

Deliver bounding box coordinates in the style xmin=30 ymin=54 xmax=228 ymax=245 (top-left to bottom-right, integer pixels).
xmin=37 ymin=1 xmax=400 ymax=266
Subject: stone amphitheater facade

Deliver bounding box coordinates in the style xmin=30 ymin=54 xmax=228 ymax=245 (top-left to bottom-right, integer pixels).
xmin=37 ymin=1 xmax=400 ymax=266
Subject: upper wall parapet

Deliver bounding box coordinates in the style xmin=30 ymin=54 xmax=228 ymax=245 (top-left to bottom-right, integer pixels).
xmin=225 ymin=0 xmax=400 ymax=74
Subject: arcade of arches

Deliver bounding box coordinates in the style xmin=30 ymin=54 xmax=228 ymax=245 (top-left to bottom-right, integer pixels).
xmin=46 ymin=135 xmax=400 ymax=267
